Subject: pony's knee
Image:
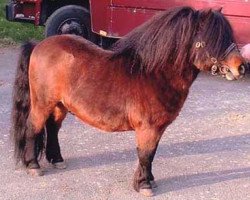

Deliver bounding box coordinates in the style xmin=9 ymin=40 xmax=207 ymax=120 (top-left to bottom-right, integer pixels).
xmin=137 ymin=147 xmax=157 ymax=165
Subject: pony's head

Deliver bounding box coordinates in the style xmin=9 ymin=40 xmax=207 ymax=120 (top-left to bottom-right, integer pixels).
xmin=111 ymin=7 xmax=245 ymax=79
xmin=192 ymin=9 xmax=245 ymax=80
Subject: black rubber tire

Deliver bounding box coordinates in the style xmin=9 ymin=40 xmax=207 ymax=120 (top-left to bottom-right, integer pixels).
xmin=45 ymin=5 xmax=96 ymax=43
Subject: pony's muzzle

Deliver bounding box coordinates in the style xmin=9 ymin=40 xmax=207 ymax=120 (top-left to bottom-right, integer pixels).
xmin=224 ymin=64 xmax=245 ymax=80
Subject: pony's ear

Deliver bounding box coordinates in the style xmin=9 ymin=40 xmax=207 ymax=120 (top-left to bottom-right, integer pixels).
xmin=205 ymin=9 xmax=212 ymax=13
xmin=217 ymin=7 xmax=223 ymax=13
xmin=201 ymin=9 xmax=213 ymax=18
xmin=198 ymin=8 xmax=213 ymax=22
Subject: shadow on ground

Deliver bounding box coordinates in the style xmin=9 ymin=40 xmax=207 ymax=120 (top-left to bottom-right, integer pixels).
xmin=44 ymin=133 xmax=249 ymax=172
xmin=155 ymin=167 xmax=250 ymax=195
xmin=40 ymin=133 xmax=250 ymax=196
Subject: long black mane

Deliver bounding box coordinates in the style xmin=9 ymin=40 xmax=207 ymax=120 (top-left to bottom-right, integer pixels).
xmin=110 ymin=6 xmax=234 ymax=74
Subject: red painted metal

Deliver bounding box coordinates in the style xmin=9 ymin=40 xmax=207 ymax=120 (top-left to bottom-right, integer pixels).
xmin=9 ymin=0 xmax=41 ymax=24
xmin=90 ymin=0 xmax=250 ymax=46
xmin=34 ymin=0 xmax=42 ymax=25
xmin=89 ymin=0 xmax=111 ymax=36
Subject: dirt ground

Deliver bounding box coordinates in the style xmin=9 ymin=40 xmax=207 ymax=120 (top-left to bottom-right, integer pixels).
xmin=0 ymin=47 xmax=249 ymax=200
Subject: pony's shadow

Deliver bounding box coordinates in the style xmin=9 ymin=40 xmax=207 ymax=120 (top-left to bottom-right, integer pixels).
xmin=45 ymin=133 xmax=249 ymax=173
xmin=155 ymin=167 xmax=250 ymax=195
xmin=44 ymin=133 xmax=250 ymax=194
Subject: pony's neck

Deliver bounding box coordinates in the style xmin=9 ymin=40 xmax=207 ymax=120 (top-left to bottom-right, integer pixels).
xmin=137 ymin=64 xmax=200 ymax=115
xmin=159 ymin=64 xmax=199 ymax=94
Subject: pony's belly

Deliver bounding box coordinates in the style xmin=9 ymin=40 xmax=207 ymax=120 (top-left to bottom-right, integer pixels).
xmin=74 ymin=112 xmax=132 ymax=132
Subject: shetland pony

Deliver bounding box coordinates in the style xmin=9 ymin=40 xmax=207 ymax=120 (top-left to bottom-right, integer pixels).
xmin=11 ymin=7 xmax=245 ymax=196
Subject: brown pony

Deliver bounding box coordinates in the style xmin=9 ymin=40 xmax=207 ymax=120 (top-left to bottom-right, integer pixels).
xmin=11 ymin=7 xmax=245 ymax=197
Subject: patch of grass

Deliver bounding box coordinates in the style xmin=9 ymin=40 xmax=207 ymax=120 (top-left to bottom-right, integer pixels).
xmin=0 ymin=0 xmax=44 ymax=46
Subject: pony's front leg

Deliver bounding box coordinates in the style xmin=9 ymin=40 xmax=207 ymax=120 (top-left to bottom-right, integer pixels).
xmin=134 ymin=129 xmax=163 ymax=197
xmin=45 ymin=106 xmax=67 ymax=169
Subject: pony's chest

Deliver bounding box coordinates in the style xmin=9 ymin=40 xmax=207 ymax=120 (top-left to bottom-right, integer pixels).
xmin=161 ymin=87 xmax=188 ymax=118
xmin=157 ymin=79 xmax=190 ymax=114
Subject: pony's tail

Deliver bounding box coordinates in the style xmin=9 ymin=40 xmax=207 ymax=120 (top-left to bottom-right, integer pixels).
xmin=11 ymin=42 xmax=44 ymax=165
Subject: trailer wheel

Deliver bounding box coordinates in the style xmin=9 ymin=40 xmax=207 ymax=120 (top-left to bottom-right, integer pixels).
xmin=45 ymin=5 xmax=96 ymax=43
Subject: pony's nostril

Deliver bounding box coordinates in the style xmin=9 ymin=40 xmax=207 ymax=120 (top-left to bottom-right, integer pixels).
xmin=239 ymin=64 xmax=246 ymax=75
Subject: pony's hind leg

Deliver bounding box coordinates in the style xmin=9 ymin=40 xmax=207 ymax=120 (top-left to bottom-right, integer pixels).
xmin=24 ymin=106 xmax=50 ymax=176
xmin=46 ymin=104 xmax=67 ymax=169
xmin=24 ymin=125 xmax=45 ymax=176
xmin=134 ymin=129 xmax=163 ymax=197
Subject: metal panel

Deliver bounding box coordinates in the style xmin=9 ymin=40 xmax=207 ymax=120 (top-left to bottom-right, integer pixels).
xmin=97 ymin=0 xmax=250 ymax=45
xmin=90 ymin=0 xmax=111 ymax=37
xmin=111 ymin=0 xmax=250 ymax=18
xmin=106 ymin=7 xmax=157 ymax=38
xmin=229 ymin=16 xmax=250 ymax=46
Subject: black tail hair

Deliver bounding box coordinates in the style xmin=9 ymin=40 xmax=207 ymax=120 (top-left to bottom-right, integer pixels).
xmin=11 ymin=42 xmax=45 ymax=165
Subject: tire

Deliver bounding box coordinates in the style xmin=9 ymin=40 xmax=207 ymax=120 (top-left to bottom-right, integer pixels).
xmin=45 ymin=5 xmax=97 ymax=43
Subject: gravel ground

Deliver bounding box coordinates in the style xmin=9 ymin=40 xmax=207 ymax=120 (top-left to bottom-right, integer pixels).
xmin=0 ymin=47 xmax=249 ymax=200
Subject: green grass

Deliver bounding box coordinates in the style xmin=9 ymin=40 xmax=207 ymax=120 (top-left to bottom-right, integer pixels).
xmin=0 ymin=0 xmax=44 ymax=46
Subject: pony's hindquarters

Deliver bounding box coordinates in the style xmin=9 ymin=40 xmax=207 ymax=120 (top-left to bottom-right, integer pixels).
xmin=11 ymin=42 xmax=44 ymax=168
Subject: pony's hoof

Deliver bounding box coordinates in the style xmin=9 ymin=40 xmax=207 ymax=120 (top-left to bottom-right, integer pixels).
xmin=139 ymin=188 xmax=154 ymax=197
xmin=52 ymin=161 xmax=67 ymax=169
xmin=150 ymin=180 xmax=158 ymax=188
xmin=27 ymin=168 xmax=44 ymax=176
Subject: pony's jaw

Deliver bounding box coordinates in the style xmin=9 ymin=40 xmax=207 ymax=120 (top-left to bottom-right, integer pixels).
xmin=192 ymin=59 xmax=211 ymax=72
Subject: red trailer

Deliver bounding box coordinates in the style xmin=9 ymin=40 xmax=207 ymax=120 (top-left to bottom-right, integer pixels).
xmin=6 ymin=0 xmax=250 ymax=47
